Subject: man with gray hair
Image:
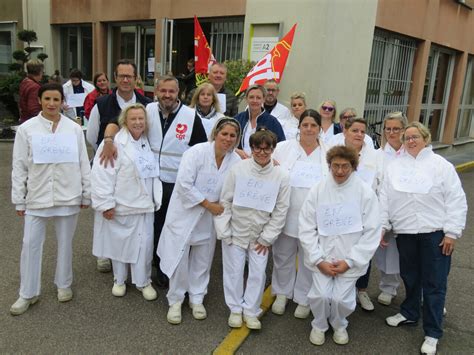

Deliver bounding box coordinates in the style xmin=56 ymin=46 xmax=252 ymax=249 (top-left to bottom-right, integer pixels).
xmin=19 ymin=59 xmax=44 ymax=123
xmin=263 ymin=79 xmax=291 ymax=126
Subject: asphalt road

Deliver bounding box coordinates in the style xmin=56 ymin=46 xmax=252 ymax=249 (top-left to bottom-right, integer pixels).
xmin=1 ymin=141 xmax=472 ymax=354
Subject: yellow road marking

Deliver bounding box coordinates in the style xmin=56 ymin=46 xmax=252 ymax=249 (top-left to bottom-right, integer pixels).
xmin=456 ymin=161 xmax=474 ymax=173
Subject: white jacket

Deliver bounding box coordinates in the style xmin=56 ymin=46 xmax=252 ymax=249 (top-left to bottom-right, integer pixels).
xmin=281 ymin=115 xmax=299 ymax=140
xmin=379 ymin=146 xmax=467 ymax=238
xmin=298 ymin=173 xmax=381 ymax=277
xmin=158 ymin=142 xmax=241 ymax=277
xmin=272 ymin=139 xmax=329 ymax=237
xmin=91 ymin=129 xmax=162 ymax=215
xmin=214 ymin=158 xmax=290 ymax=249
xmin=12 ymin=113 xmax=91 ymax=210
xmin=63 ymin=79 xmax=95 ymax=119
xmin=270 ymin=102 xmax=292 ymax=126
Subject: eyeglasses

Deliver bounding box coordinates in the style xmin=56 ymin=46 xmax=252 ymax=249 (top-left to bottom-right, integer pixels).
xmin=384 ymin=127 xmax=402 ymax=133
xmin=116 ymin=74 xmax=135 ymax=81
xmin=330 ymin=163 xmax=352 ymax=172
xmin=405 ymin=135 xmax=422 ymax=142
xmin=341 ymin=115 xmax=355 ymax=120
xmin=321 ymin=106 xmax=334 ymax=112
xmin=252 ymin=146 xmax=273 ymax=154
xmin=266 ymin=88 xmax=277 ymax=92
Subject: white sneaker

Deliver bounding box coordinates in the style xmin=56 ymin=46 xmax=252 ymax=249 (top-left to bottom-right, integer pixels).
xmin=386 ymin=313 xmax=417 ymax=327
xmin=357 ymin=291 xmax=374 ymax=311
xmin=137 ymin=284 xmax=157 ymax=301
xmin=167 ymin=302 xmax=182 ymax=324
xmin=420 ymin=336 xmax=438 ymax=355
xmin=57 ymin=288 xmax=73 ymax=302
xmin=243 ymin=314 xmax=261 ymax=330
xmin=189 ymin=302 xmax=207 ymax=320
xmin=96 ymin=258 xmax=111 ymax=273
xmin=228 ymin=312 xmax=242 ymax=328
xmin=309 ymin=328 xmax=325 ymax=345
xmin=377 ymin=292 xmax=393 ymax=306
xmin=271 ymin=295 xmax=287 ymax=315
xmin=333 ymin=328 xmax=349 ymax=345
xmin=294 ymin=304 xmax=311 ymax=319
xmin=112 ymin=283 xmax=126 ymax=297
xmin=10 ymin=296 xmax=39 ymax=316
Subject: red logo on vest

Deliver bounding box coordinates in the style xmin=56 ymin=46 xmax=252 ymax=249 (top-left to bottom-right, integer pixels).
xmin=176 ymin=123 xmax=188 ymax=141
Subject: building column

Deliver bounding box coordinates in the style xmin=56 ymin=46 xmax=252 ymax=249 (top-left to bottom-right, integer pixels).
xmin=407 ymin=40 xmax=431 ymax=122
xmin=92 ymin=22 xmax=107 ymax=75
xmin=442 ymin=51 xmax=468 ymax=144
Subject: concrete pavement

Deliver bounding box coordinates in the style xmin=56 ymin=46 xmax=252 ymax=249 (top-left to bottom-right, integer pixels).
xmin=0 ymin=141 xmax=472 ymax=354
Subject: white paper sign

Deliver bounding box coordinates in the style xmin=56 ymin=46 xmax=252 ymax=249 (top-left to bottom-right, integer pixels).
xmin=135 ymin=150 xmax=159 ymax=179
xmin=355 ymin=165 xmax=376 ymax=186
xmin=147 ymin=57 xmax=155 ymax=72
xmin=290 ymin=161 xmax=322 ymax=188
xmin=217 ymin=93 xmax=226 ymax=114
xmin=195 ymin=172 xmax=220 ymax=202
xmin=65 ymin=93 xmax=87 ymax=108
xmin=392 ymin=167 xmax=433 ymax=194
xmin=233 ymin=176 xmax=279 ymax=213
xmin=250 ymin=37 xmax=279 ymax=62
xmin=32 ymin=133 xmax=78 ymax=164
xmin=317 ymin=201 xmax=363 ymax=236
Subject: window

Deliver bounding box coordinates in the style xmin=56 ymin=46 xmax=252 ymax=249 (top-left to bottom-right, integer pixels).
xmin=364 ymin=30 xmax=417 ymax=128
xmin=209 ymin=18 xmax=244 ymax=62
xmin=109 ymin=22 xmax=156 ymax=88
xmin=60 ymin=25 xmax=93 ymax=80
xmin=455 ymin=56 xmax=474 ymax=138
xmin=419 ymin=46 xmax=455 ymax=142
xmin=0 ymin=22 xmax=16 ymax=73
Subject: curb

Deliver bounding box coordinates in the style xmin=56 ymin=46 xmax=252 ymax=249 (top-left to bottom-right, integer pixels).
xmin=455 ymin=161 xmax=474 ymax=173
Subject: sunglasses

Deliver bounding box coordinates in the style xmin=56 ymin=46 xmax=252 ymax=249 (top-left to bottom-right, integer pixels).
xmin=321 ymin=106 xmax=334 ymax=112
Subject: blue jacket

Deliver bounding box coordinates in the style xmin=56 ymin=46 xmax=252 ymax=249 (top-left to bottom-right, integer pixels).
xmin=234 ymin=109 xmax=286 ymax=149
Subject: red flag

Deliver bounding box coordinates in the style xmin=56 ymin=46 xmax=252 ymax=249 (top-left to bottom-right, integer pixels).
xmin=236 ymin=24 xmax=297 ymax=95
xmin=194 ymin=16 xmax=216 ymax=85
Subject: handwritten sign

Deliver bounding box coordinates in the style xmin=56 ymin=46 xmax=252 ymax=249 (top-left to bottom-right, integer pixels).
xmin=134 ymin=150 xmax=159 ymax=178
xmin=217 ymin=93 xmax=226 ymax=114
xmin=392 ymin=167 xmax=433 ymax=194
xmin=316 ymin=201 xmax=363 ymax=236
xmin=355 ymin=165 xmax=376 ymax=186
xmin=233 ymin=176 xmax=279 ymax=213
xmin=290 ymin=161 xmax=322 ymax=188
xmin=66 ymin=93 xmax=87 ymax=108
xmin=195 ymin=172 xmax=220 ymax=202
xmin=32 ymin=133 xmax=78 ymax=164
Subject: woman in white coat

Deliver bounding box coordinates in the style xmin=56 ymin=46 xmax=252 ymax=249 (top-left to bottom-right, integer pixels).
xmin=382 ymin=122 xmax=467 ymax=355
xmin=373 ymin=112 xmax=407 ymax=306
xmin=299 ymin=145 xmax=381 ymax=346
xmin=271 ymin=109 xmax=329 ymax=319
xmin=215 ymin=129 xmax=290 ymax=331
xmin=158 ymin=117 xmax=241 ymax=324
xmin=10 ymin=83 xmax=91 ymax=315
xmin=91 ymin=103 xmax=162 ymax=301
xmin=189 ymin=82 xmax=225 ymax=138
xmin=328 ymin=116 xmax=382 ymax=311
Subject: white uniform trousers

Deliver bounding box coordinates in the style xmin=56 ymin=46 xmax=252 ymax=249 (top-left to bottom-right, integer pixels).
xmin=222 ymin=242 xmax=268 ymax=317
xmin=271 ymin=233 xmax=312 ymax=305
xmin=308 ymin=272 xmax=358 ymax=332
xmin=167 ymin=237 xmax=216 ymax=305
xmin=20 ymin=213 xmax=79 ymax=299
xmin=112 ymin=215 xmax=154 ymax=288
xmin=379 ymin=271 xmax=400 ymax=296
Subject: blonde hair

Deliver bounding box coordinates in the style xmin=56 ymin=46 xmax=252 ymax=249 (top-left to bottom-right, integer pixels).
xmin=381 ymin=111 xmax=408 ymax=148
xmin=189 ymin=83 xmax=221 ymax=112
xmin=117 ymin=103 xmax=148 ymax=136
xmin=318 ymin=99 xmax=338 ymax=123
xmin=290 ymin=91 xmax=306 ymax=105
xmin=209 ymin=117 xmax=241 ymax=149
xmin=402 ymin=121 xmax=431 ymax=146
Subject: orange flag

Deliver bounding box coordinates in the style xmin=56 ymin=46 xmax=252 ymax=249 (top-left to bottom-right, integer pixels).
xmin=194 ymin=16 xmax=216 ymax=85
xmin=236 ymin=24 xmax=297 ymax=96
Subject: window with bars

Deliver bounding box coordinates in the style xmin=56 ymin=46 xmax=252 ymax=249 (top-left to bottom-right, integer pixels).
xmin=209 ymin=19 xmax=244 ymax=62
xmin=455 ymin=56 xmax=474 ymax=138
xmin=364 ymin=30 xmax=417 ymax=128
xmin=60 ymin=25 xmax=93 ymax=80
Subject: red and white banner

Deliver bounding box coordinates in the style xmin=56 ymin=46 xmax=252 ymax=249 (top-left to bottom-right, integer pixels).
xmin=236 ymin=24 xmax=297 ymax=95
xmin=194 ymin=16 xmax=216 ymax=85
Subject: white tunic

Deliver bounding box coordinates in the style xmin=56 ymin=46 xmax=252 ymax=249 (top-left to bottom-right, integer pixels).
xmin=298 ymin=173 xmax=381 ymax=277
xmin=380 ymin=146 xmax=467 ymax=238
xmin=158 ymin=142 xmax=241 ymax=277
xmin=91 ymin=129 xmax=162 ymax=263
xmin=272 ymin=139 xmax=329 ymax=237
xmin=281 ymin=115 xmax=299 ymax=141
